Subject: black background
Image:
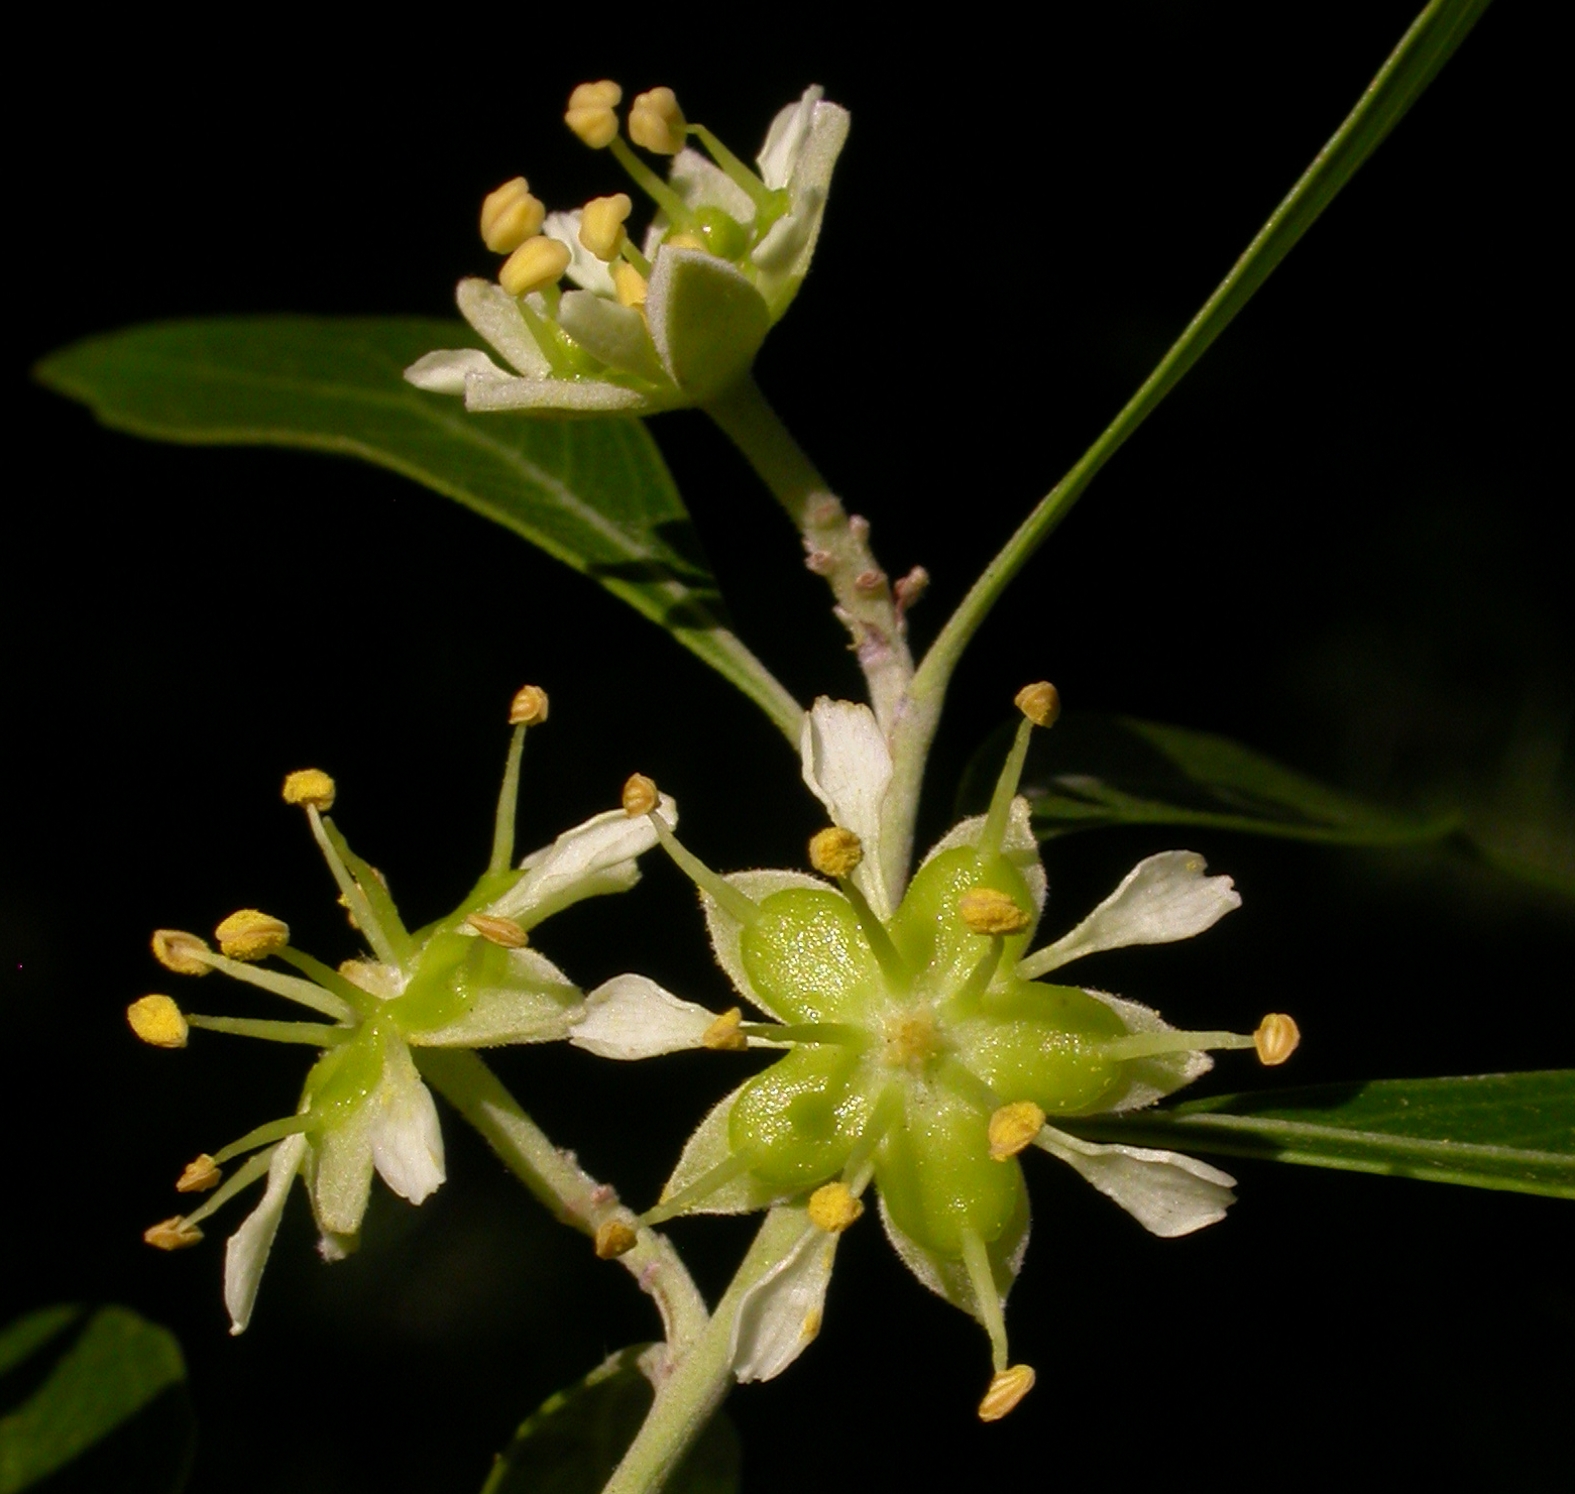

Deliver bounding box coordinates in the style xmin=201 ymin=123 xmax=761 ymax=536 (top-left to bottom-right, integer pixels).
xmin=8 ymin=5 xmax=1571 ymax=1491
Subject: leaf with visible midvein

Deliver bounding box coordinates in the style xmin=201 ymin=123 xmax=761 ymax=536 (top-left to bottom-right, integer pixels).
xmin=1058 ymin=1072 xmax=1575 ymax=1199
xmin=33 ymin=318 xmax=800 ymax=739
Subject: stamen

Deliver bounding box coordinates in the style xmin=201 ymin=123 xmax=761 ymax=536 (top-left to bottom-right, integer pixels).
xmin=612 ymin=261 xmax=649 ymax=308
xmin=1254 ymin=1012 xmax=1301 ymax=1066
xmin=1099 ymin=1029 xmax=1257 ymax=1062
xmin=151 ymin=928 xmax=213 ymax=977
xmin=701 ymin=1008 xmax=749 ymax=1051
xmin=579 ymin=193 xmax=633 ymax=262
xmin=959 ymin=1227 xmax=1010 ymax=1373
xmin=808 ymin=826 xmax=863 ymax=879
xmin=835 ymin=873 xmax=910 ymax=992
xmin=739 ymin=1021 xmax=867 ymax=1048
xmin=632 ymin=778 xmax=760 ymax=927
xmin=271 ymin=947 xmax=378 ymax=1017
xmin=491 ymin=689 xmax=544 ymax=874
xmin=594 ymin=1218 xmax=639 ymax=1259
xmin=958 ymin=888 xmax=1030 ymax=936
xmin=508 ymin=684 xmax=550 ymax=725
xmin=185 ymin=1014 xmax=351 ymax=1046
xmin=303 ymin=806 xmax=404 ymax=967
xmin=988 ymin=1102 xmax=1046 ymax=1161
xmin=979 ymin=682 xmax=1058 ymax=856
xmin=978 ymin=1364 xmax=1036 ymax=1422
xmin=564 ymin=80 xmax=622 ymax=149
xmin=282 ymin=768 xmax=336 ymax=811
xmin=467 ymin=913 xmax=528 ymax=949
xmin=807 ymin=1181 xmax=864 ymax=1233
xmin=842 ymin=1085 xmax=902 ymax=1184
xmin=622 ymin=773 xmax=659 ymax=817
xmin=627 ymin=87 xmax=688 ymax=155
xmin=608 ymin=136 xmax=693 ymax=229
xmin=211 ymin=1112 xmax=315 ymax=1167
xmin=127 ymin=995 xmax=187 ymax=1049
xmin=176 ymin=1155 xmax=222 ymax=1193
xmin=144 ymin=1216 xmax=202 ymax=1251
xmin=938 ymin=939 xmax=1009 ymax=1023
xmin=1014 ymin=681 xmax=1061 ymax=728
xmin=177 ymin=1148 xmax=275 ymax=1229
xmin=481 ymin=178 xmax=546 ymax=254
xmin=214 ymin=910 xmax=289 ymax=962
xmin=500 ymin=235 xmax=571 ymax=298
xmin=643 ymin=1149 xmax=757 ymax=1225
xmin=687 ymin=123 xmax=775 ymax=212
xmin=516 ymin=298 xmax=585 ymax=377
xmin=168 ymin=944 xmax=353 ymax=1022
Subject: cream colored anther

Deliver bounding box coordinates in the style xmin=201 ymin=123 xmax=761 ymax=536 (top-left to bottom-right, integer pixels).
xmin=127 ymin=995 xmax=188 ymax=1049
xmin=152 ymin=928 xmax=212 ymax=976
xmin=177 ymin=1155 xmax=222 ymax=1193
xmin=499 ymin=236 xmax=571 ymax=298
xmin=508 ymin=684 xmax=549 ymax=725
xmin=808 ymin=827 xmax=863 ymax=879
xmin=701 ymin=1008 xmax=749 ymax=1052
xmin=1254 ymin=1012 xmax=1301 ymax=1066
xmin=612 ymin=261 xmax=648 ymax=309
xmin=144 ymin=1216 xmax=203 ymax=1251
xmin=807 ymin=1181 xmax=864 ymax=1233
xmin=282 ymin=768 xmax=336 ymax=810
xmin=481 ymin=178 xmax=546 ymax=254
xmin=978 ymin=1364 xmax=1036 ymax=1422
xmin=466 ymin=913 xmax=528 ymax=949
xmin=987 ymin=1101 xmax=1045 ymax=1160
xmin=628 ymin=87 xmax=687 ymax=154
xmin=1015 ymin=681 xmax=1061 ymax=728
xmin=565 ymin=80 xmax=623 ymax=148
xmin=958 ymin=887 xmax=1031 ymax=936
xmin=215 ymin=910 xmax=289 ymax=961
xmin=622 ymin=773 xmax=659 ymax=817
xmin=579 ymin=194 xmax=633 ymax=262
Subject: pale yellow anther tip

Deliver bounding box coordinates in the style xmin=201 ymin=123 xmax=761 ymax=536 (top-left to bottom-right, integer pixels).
xmin=958 ymin=887 xmax=1031 ymax=936
xmin=978 ymin=1364 xmax=1036 ymax=1422
xmin=1254 ymin=1012 xmax=1301 ymax=1066
xmin=508 ymin=684 xmax=550 ymax=726
xmin=807 ymin=1181 xmax=864 ymax=1234
xmin=144 ymin=1215 xmax=203 ymax=1251
xmin=282 ymin=768 xmax=336 ymax=811
xmin=176 ymin=1154 xmax=222 ymax=1193
xmin=127 ymin=995 xmax=188 ymax=1049
xmin=628 ymin=87 xmax=687 ymax=155
xmin=466 ymin=913 xmax=528 ymax=949
xmin=594 ymin=1218 xmax=639 ymax=1259
xmin=662 ymin=231 xmax=706 ymax=253
xmin=579 ymin=193 xmax=633 ymax=262
xmin=611 ymin=260 xmax=649 ymax=309
xmin=808 ymin=826 xmax=863 ymax=879
xmin=701 ymin=1007 xmax=749 ymax=1052
xmin=481 ymin=177 xmax=546 ymax=255
xmin=151 ymin=928 xmax=212 ymax=977
xmin=499 ymin=234 xmax=572 ymax=298
xmin=566 ymin=80 xmax=623 ymax=148
xmin=988 ymin=1101 xmax=1046 ymax=1160
xmin=622 ymin=773 xmax=659 ymax=817
xmin=214 ymin=909 xmax=289 ymax=962
xmin=1015 ymin=681 xmax=1061 ymax=728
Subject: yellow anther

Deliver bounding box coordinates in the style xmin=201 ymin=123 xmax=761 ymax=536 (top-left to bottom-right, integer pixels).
xmin=214 ymin=909 xmax=289 ymax=962
xmin=958 ymin=887 xmax=1031 ymax=936
xmin=127 ymin=995 xmax=188 ymax=1049
xmin=282 ymin=768 xmax=336 ymax=811
xmin=466 ymin=913 xmax=528 ymax=949
xmin=594 ymin=1218 xmax=639 ymax=1259
xmin=628 ymin=87 xmax=687 ymax=155
xmin=807 ymin=1181 xmax=864 ymax=1234
xmin=662 ymin=231 xmax=706 ymax=253
xmin=808 ymin=827 xmax=863 ymax=879
xmin=481 ymin=177 xmax=546 ymax=255
xmin=1014 ymin=681 xmax=1061 ymax=728
xmin=611 ymin=261 xmax=649 ymax=309
xmin=622 ymin=773 xmax=659 ymax=817
xmin=988 ymin=1101 xmax=1046 ymax=1160
xmin=701 ymin=1007 xmax=749 ymax=1052
xmin=499 ymin=235 xmax=571 ymax=298
xmin=176 ymin=1155 xmax=221 ymax=1193
xmin=565 ymin=80 xmax=623 ymax=148
xmin=151 ymin=928 xmax=212 ymax=977
xmin=508 ymin=684 xmax=550 ymax=725
xmin=144 ymin=1216 xmax=203 ymax=1251
xmin=978 ymin=1364 xmax=1036 ymax=1422
xmin=1254 ymin=1012 xmax=1301 ymax=1066
xmin=579 ymin=193 xmax=633 ymax=262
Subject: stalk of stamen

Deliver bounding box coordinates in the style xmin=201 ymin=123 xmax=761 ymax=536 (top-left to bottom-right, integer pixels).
xmin=176 ymin=945 xmax=354 ymax=1021
xmin=980 ymin=683 xmax=1061 ymax=857
xmin=686 ymin=124 xmax=775 ymax=212
xmin=211 ymin=1113 xmax=317 ymax=1167
xmin=835 ymin=874 xmax=911 ymax=991
xmin=175 ymin=1148 xmax=276 ymax=1230
xmin=491 ymin=688 xmax=546 ymax=874
xmin=301 ymin=805 xmax=400 ymax=967
xmin=630 ymin=779 xmax=760 ymax=927
xmin=842 ymin=1085 xmax=903 ymax=1185
xmin=959 ymin=1227 xmax=1010 ymax=1373
xmin=938 ymin=938 xmax=1009 ymax=1023
xmin=273 ymin=948 xmax=379 ymax=1019
xmin=1099 ymin=1029 xmax=1257 ymax=1062
xmin=738 ymin=1021 xmax=868 ymax=1048
xmin=608 ymin=136 xmax=695 ymax=229
xmin=185 ymin=1014 xmax=351 ymax=1046
xmin=619 ymin=240 xmax=654 ymax=279
xmin=516 ymin=299 xmax=587 ymax=378
xmin=642 ymin=1149 xmax=758 ymax=1225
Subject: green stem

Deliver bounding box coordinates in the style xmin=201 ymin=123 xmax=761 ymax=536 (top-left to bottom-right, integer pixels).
xmin=417 ymin=1049 xmax=709 ymax=1354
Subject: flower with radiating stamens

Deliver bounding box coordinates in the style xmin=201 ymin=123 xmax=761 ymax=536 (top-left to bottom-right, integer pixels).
xmin=404 ymin=83 xmax=848 ymax=415
xmin=132 ymin=688 xmax=715 ymax=1333
xmin=614 ymin=687 xmax=1299 ymax=1414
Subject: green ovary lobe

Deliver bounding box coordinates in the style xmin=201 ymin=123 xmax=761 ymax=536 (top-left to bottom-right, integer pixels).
xmin=389 ymin=931 xmax=518 ymax=1034
xmin=888 ymin=848 xmax=1036 ymax=991
xmin=739 ymin=888 xmax=885 ymax=1022
xmin=730 ymin=1046 xmax=872 ymax=1189
xmin=303 ymin=1022 xmax=387 ymax=1131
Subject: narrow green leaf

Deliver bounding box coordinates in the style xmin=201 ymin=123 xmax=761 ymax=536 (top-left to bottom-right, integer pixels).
xmin=0 ymin=1305 xmax=192 ymax=1493
xmin=481 ymin=1346 xmax=739 ymax=1494
xmin=34 ymin=318 xmax=801 ymax=741
xmin=960 ymin=712 xmax=1455 ymax=843
xmin=1059 ymin=1072 xmax=1575 ymax=1199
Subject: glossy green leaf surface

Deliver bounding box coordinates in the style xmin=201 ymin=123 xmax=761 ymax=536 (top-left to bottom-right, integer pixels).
xmin=34 ymin=318 xmax=800 ymax=738
xmin=0 ymin=1306 xmax=191 ymax=1493
xmin=1060 ymin=1072 xmax=1575 ymax=1198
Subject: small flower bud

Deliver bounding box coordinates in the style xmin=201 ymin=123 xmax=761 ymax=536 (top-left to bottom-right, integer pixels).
xmin=808 ymin=827 xmax=863 ymax=879
xmin=594 ymin=1218 xmax=639 ymax=1259
xmin=481 ymin=177 xmax=546 ymax=254
xmin=499 ymin=235 xmax=572 ymax=298
xmin=628 ymin=87 xmax=687 ymax=154
xmin=144 ymin=1216 xmax=203 ymax=1251
xmin=282 ymin=768 xmax=336 ymax=810
xmin=176 ymin=1155 xmax=222 ymax=1193
xmin=611 ymin=261 xmax=648 ymax=309
xmin=853 ymin=568 xmax=887 ymax=594
xmin=978 ymin=1364 xmax=1036 ymax=1422
xmin=565 ymin=80 xmax=622 ymax=148
xmin=508 ymin=684 xmax=550 ymax=725
xmin=1015 ymin=681 xmax=1061 ymax=728
xmin=127 ymin=995 xmax=188 ymax=1049
xmin=579 ymin=193 xmax=633 ymax=262
xmin=701 ymin=1007 xmax=749 ymax=1052
xmin=151 ymin=928 xmax=212 ymax=977
xmin=622 ymin=773 xmax=659 ymax=817
xmin=987 ymin=1101 xmax=1046 ymax=1160
xmin=807 ymin=1181 xmax=864 ymax=1233
xmin=958 ymin=887 xmax=1031 ymax=936
xmin=215 ymin=909 xmax=290 ymax=961
xmin=466 ymin=913 xmax=528 ymax=949
xmin=1254 ymin=1012 xmax=1301 ymax=1066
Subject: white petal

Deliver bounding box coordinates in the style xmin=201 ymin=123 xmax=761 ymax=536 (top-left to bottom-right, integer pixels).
xmin=700 ymin=868 xmax=828 ymax=1022
xmin=756 ymin=87 xmax=824 ymax=190
xmin=799 ymin=698 xmax=895 ymax=917
xmin=660 ymin=1082 xmax=788 ymax=1216
xmin=731 ymin=1211 xmax=837 ymax=1383
xmin=463 ymin=373 xmax=648 ymax=414
xmin=557 ymin=291 xmax=672 ymax=386
xmin=223 ymin=1134 xmax=308 ymax=1336
xmin=365 ymin=1044 xmax=446 ymax=1206
xmin=1025 ymin=851 xmax=1240 ymax=977
xmin=1083 ymin=988 xmax=1215 ymax=1111
xmin=542 ymin=210 xmax=617 ymax=297
xmin=668 ymin=147 xmax=754 ymax=219
xmin=570 ymin=974 xmax=719 ymax=1059
xmin=456 ymin=277 xmax=551 ymax=377
xmin=918 ymin=797 xmax=1048 ymax=924
xmin=875 ymin=1188 xmax=1030 ymax=1322
xmin=403 ymin=347 xmax=509 ymax=395
xmin=751 ymin=188 xmax=821 ymax=273
xmin=1035 ymin=1125 xmax=1237 ymax=1237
